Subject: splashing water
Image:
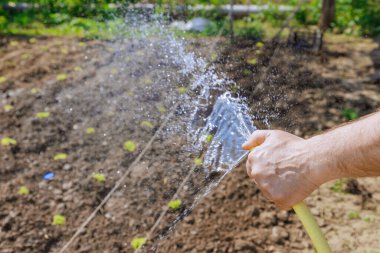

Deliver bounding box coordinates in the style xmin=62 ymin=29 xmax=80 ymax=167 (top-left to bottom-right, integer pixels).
xmin=196 ymin=92 xmax=256 ymax=173
xmin=52 ymin=12 xmax=260 ymax=253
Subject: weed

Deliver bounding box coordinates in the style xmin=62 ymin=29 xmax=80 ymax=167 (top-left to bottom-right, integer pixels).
xmin=342 ymin=108 xmax=359 ymax=120
xmin=52 ymin=214 xmax=66 ymax=225
xmin=330 ymin=178 xmax=348 ymax=193
xmin=1 ymin=137 xmax=17 ymax=146
xmin=123 ymin=141 xmax=136 ymax=152
xmin=92 ymin=173 xmax=106 ymax=183
xmin=168 ymin=199 xmax=182 ymax=210
xmin=131 ymin=237 xmax=146 ymax=250
xmin=18 ymin=186 xmax=30 ymax=195
xmin=53 ymin=153 xmax=68 ymax=161
xmin=36 ymin=112 xmax=50 ymax=119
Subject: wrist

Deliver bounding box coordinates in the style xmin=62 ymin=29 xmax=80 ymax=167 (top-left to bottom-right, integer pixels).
xmin=304 ymin=135 xmax=344 ymax=186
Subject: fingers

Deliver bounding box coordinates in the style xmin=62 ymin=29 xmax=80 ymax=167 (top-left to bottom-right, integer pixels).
xmin=242 ymin=130 xmax=271 ymax=150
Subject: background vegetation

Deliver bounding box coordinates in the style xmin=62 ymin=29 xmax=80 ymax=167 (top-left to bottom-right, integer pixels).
xmin=0 ymin=0 xmax=379 ymax=38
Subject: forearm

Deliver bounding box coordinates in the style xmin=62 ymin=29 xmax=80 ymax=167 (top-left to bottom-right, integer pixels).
xmin=308 ymin=112 xmax=380 ymax=184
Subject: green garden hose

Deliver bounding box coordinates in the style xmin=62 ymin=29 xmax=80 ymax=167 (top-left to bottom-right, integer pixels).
xmin=293 ymin=201 xmax=332 ymax=253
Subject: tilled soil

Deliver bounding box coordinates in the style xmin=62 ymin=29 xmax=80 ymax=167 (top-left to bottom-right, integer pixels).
xmin=1 ymin=33 xmax=380 ymax=253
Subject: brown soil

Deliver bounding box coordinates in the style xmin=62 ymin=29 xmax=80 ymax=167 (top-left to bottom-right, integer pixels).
xmin=0 ymin=33 xmax=379 ymax=253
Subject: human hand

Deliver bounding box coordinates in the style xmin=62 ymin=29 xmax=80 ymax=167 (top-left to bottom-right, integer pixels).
xmin=242 ymin=130 xmax=332 ymax=210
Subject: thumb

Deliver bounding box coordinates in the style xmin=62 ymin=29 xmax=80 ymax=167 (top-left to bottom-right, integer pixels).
xmin=242 ymin=130 xmax=271 ymax=150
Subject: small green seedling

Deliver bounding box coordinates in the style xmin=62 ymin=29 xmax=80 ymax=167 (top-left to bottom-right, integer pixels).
xmin=194 ymin=158 xmax=203 ymax=166
xmin=131 ymin=237 xmax=146 ymax=250
xmin=31 ymin=88 xmax=39 ymax=94
xmin=141 ymin=121 xmax=154 ymax=129
xmin=247 ymin=58 xmax=257 ymax=65
xmin=168 ymin=199 xmax=182 ymax=210
xmin=60 ymin=47 xmax=69 ymax=54
xmin=330 ymin=178 xmax=347 ymax=193
xmin=53 ymin=153 xmax=68 ymax=161
xmin=36 ymin=112 xmax=50 ymax=119
xmin=123 ymin=141 xmax=136 ymax=152
xmin=348 ymin=211 xmax=360 ymax=220
xmin=78 ymin=42 xmax=86 ymax=47
xmin=21 ymin=54 xmax=30 ymax=60
xmin=362 ymin=216 xmax=371 ymax=223
xmin=210 ymin=52 xmax=218 ymax=61
xmin=205 ymin=134 xmax=214 ymax=143
xmin=52 ymin=214 xmax=66 ymax=225
xmin=177 ymin=87 xmax=188 ymax=94
xmin=86 ymin=127 xmax=96 ymax=134
xmin=256 ymin=41 xmax=264 ymax=48
xmin=56 ymin=74 xmax=68 ymax=81
xmin=18 ymin=186 xmax=30 ymax=195
xmin=4 ymin=104 xmax=13 ymax=112
xmin=1 ymin=137 xmax=17 ymax=146
xmin=0 ymin=76 xmax=7 ymax=84
xmin=157 ymin=105 xmax=166 ymax=113
xmin=9 ymin=41 xmax=19 ymax=47
xmin=93 ymin=173 xmax=106 ymax=183
xmin=74 ymin=66 xmax=82 ymax=72
xmin=242 ymin=69 xmax=252 ymax=76
xmin=342 ymin=108 xmax=358 ymax=120
xmin=29 ymin=38 xmax=37 ymax=44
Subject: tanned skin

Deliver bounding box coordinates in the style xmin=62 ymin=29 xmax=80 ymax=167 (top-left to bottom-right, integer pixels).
xmin=243 ymin=112 xmax=380 ymax=210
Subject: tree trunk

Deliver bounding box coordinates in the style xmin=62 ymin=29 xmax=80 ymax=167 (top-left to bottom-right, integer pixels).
xmin=319 ymin=0 xmax=335 ymax=32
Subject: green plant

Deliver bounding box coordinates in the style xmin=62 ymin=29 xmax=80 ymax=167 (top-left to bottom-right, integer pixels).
xmin=36 ymin=112 xmax=50 ymax=119
xmin=205 ymin=134 xmax=213 ymax=143
xmin=93 ymin=173 xmax=106 ymax=183
xmin=3 ymin=104 xmax=13 ymax=112
xmin=0 ymin=76 xmax=7 ymax=84
xmin=53 ymin=153 xmax=68 ymax=161
xmin=141 ymin=121 xmax=154 ymax=129
xmin=1 ymin=137 xmax=17 ymax=146
xmin=330 ymin=178 xmax=348 ymax=193
xmin=52 ymin=214 xmax=66 ymax=225
xmin=342 ymin=108 xmax=359 ymax=120
xmin=177 ymin=87 xmax=188 ymax=94
xmin=31 ymin=88 xmax=39 ymax=94
xmin=56 ymin=73 xmax=68 ymax=81
xmin=86 ymin=127 xmax=96 ymax=134
xmin=194 ymin=158 xmax=203 ymax=166
xmin=168 ymin=199 xmax=182 ymax=210
xmin=131 ymin=237 xmax=146 ymax=250
xmin=348 ymin=211 xmax=360 ymax=220
xmin=123 ymin=140 xmax=136 ymax=152
xmin=246 ymin=58 xmax=257 ymax=65
xmin=18 ymin=186 xmax=30 ymax=195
